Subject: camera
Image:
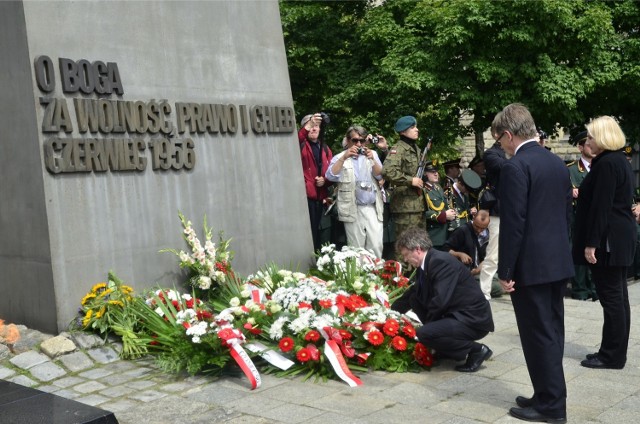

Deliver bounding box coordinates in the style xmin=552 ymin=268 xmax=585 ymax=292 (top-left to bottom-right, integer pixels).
xmin=357 ymin=147 xmax=366 ymax=155
xmin=319 ymin=112 xmax=330 ymax=125
xmin=370 ymin=135 xmax=379 ymax=144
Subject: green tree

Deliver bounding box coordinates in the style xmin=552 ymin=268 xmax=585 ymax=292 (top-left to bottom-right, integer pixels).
xmin=281 ymin=0 xmax=637 ymax=155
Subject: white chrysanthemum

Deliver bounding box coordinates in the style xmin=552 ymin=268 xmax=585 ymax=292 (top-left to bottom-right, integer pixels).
xmin=320 ymin=244 xmax=335 ymax=254
xmin=269 ymin=316 xmax=289 ymax=340
xmin=229 ymin=297 xmax=240 ymax=307
xmin=289 ymin=309 xmax=315 ymax=334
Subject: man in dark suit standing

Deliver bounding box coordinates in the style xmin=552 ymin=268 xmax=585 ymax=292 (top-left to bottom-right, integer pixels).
xmin=391 ymin=227 xmax=494 ymax=373
xmin=496 ymin=104 xmax=574 ymax=424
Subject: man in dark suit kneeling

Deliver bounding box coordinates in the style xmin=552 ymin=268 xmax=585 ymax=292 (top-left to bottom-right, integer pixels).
xmin=391 ymin=227 xmax=494 ymax=372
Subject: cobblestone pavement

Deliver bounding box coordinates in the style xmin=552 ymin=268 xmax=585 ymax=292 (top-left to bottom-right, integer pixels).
xmin=2 ymin=282 xmax=640 ymax=423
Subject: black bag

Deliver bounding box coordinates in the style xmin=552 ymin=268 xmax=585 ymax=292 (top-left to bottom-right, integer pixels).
xmin=478 ymin=186 xmax=497 ymax=210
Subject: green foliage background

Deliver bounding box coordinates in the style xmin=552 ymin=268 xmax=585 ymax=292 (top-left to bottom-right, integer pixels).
xmin=280 ymin=0 xmax=640 ymax=156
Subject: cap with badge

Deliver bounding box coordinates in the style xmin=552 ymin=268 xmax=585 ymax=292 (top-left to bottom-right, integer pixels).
xmin=569 ymin=130 xmax=588 ymax=147
xmin=394 ymin=115 xmax=417 ymax=133
xmin=443 ymin=158 xmax=462 ymax=170
xmin=424 ymin=160 xmax=439 ymax=173
xmin=624 ymin=145 xmax=634 ymax=157
xmin=460 ymin=169 xmax=482 ymax=191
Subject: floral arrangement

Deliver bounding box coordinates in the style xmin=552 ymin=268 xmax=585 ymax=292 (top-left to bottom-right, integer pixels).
xmin=162 ymin=212 xmax=234 ymax=299
xmin=75 ymin=214 xmax=432 ymax=388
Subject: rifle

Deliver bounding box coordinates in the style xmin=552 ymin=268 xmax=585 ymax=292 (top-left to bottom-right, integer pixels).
xmin=415 ymin=137 xmax=433 ymax=196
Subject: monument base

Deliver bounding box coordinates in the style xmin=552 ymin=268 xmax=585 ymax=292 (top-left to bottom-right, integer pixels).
xmin=0 ymin=380 xmax=118 ymax=424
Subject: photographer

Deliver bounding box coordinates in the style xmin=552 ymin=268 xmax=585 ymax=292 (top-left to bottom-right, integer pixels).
xmin=325 ymin=125 xmax=384 ymax=258
xmin=299 ymin=112 xmax=333 ymax=252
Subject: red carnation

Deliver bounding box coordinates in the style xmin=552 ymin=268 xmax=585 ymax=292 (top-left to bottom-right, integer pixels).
xmin=278 ymin=337 xmax=295 ymax=352
xmin=401 ymin=324 xmax=416 ymax=338
xmin=318 ymin=299 xmax=333 ymax=309
xmin=367 ymin=330 xmax=385 ymax=346
xmin=338 ymin=329 xmax=353 ymax=340
xmin=383 ymin=319 xmax=400 ymax=336
xmin=298 ymin=302 xmax=312 ymax=310
xmin=391 ymin=335 xmax=407 ymax=351
xmin=296 ymin=347 xmax=311 ymax=362
xmin=304 ymin=330 xmax=321 ymax=342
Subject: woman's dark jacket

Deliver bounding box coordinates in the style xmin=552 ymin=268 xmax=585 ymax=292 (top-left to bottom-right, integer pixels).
xmin=572 ymin=149 xmax=636 ymax=267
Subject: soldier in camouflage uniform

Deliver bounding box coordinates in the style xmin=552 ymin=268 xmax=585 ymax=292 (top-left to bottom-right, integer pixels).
xmin=424 ymin=162 xmax=457 ymax=250
xmin=567 ymin=130 xmax=596 ymax=300
xmin=382 ymin=116 xmax=426 ymax=262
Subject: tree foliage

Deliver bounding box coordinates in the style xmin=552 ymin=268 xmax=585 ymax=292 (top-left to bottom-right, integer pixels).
xmin=280 ymin=0 xmax=640 ymax=154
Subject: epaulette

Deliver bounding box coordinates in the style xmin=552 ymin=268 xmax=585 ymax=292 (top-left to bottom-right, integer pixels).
xmin=566 ymin=161 xmax=576 ymax=167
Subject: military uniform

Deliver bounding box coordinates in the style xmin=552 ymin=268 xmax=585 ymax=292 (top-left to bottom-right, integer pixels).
xmin=568 ymin=154 xmax=597 ymax=300
xmin=383 ymin=139 xmax=425 ymax=239
xmin=425 ymin=183 xmax=449 ymax=249
xmin=445 ymin=169 xmax=481 ymax=234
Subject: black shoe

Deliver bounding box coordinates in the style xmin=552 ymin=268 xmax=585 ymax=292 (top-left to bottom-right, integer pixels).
xmin=580 ymin=357 xmax=625 ymax=369
xmin=516 ymin=396 xmax=534 ymax=408
xmin=455 ymin=344 xmax=492 ymax=372
xmin=509 ymin=407 xmax=566 ymax=423
xmin=585 ymin=352 xmax=599 ymax=360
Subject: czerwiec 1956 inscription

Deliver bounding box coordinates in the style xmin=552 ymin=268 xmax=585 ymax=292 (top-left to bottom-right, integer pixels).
xmin=34 ymin=56 xmax=295 ymax=175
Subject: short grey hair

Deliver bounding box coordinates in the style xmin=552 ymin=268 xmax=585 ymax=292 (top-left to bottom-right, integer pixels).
xmin=345 ymin=125 xmax=368 ymax=140
xmin=492 ymin=103 xmax=537 ymax=140
xmin=395 ymin=227 xmax=433 ymax=252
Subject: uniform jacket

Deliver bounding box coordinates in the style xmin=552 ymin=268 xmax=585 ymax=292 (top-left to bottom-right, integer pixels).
xmin=425 ymin=184 xmax=448 ymax=247
xmin=567 ymin=158 xmax=588 ymax=189
xmin=382 ymin=139 xmax=425 ymax=214
xmin=299 ymin=127 xmax=333 ymax=201
xmin=572 ymin=149 xmax=636 ymax=267
xmin=392 ymin=249 xmax=494 ymax=332
xmin=498 ymin=141 xmax=574 ymax=285
xmin=483 ymin=141 xmax=507 ymax=216
xmin=326 ymin=151 xmax=384 ymax=223
xmin=446 ymin=184 xmax=473 ymax=232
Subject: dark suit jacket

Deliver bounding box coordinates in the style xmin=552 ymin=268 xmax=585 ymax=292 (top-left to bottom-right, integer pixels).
xmin=483 ymin=141 xmax=507 ymax=216
xmin=392 ymin=249 xmax=494 ymax=332
xmin=572 ymin=149 xmax=636 ymax=267
xmin=443 ymin=222 xmax=486 ymax=269
xmin=498 ymin=141 xmax=574 ymax=285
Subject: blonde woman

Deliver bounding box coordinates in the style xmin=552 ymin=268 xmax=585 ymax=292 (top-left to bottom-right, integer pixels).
xmin=573 ymin=116 xmax=635 ymax=370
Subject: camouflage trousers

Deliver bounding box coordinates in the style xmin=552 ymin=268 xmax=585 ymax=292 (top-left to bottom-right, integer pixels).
xmin=391 ymin=212 xmax=426 ymax=274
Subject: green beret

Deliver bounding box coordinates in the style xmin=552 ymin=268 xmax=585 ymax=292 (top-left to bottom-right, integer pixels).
xmin=394 ymin=116 xmax=417 ymax=133
xmin=461 ymin=169 xmax=482 ymax=190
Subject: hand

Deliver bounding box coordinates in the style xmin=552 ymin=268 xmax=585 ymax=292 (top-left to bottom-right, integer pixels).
xmin=411 ymin=177 xmax=424 ymax=189
xmin=315 ymin=176 xmax=326 ymax=187
xmin=470 ymin=267 xmax=481 ymax=276
xmin=460 ymin=253 xmax=472 ymax=264
xmin=375 ymin=136 xmax=388 ymax=151
xmin=585 ymin=246 xmax=597 ymax=264
xmin=499 ymin=279 xmax=515 ymax=293
xmin=445 ymin=209 xmax=457 ymax=221
xmin=572 ymin=188 xmax=579 ymax=199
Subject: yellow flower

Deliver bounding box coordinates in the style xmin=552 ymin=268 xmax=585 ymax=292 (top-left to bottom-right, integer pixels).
xmin=108 ymin=300 xmax=124 ymax=307
xmin=95 ymin=306 xmax=105 ymax=318
xmin=91 ymin=282 xmax=107 ymax=293
xmin=82 ymin=309 xmax=93 ymax=327
xmin=98 ymin=288 xmax=113 ymax=299
xmin=121 ymin=285 xmax=134 ymax=294
xmin=81 ymin=293 xmax=97 ymax=306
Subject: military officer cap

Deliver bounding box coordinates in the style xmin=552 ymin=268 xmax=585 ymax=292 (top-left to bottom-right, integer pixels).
xmin=468 ymin=154 xmax=483 ymax=168
xmin=570 ymin=130 xmax=588 ymax=146
xmin=460 ymin=169 xmax=482 ymax=190
xmin=424 ymin=160 xmax=439 ymax=172
xmin=394 ymin=115 xmax=417 ymax=133
xmin=443 ymin=158 xmax=462 ymax=170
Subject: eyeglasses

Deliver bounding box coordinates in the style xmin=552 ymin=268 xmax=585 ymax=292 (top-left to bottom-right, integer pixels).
xmin=350 ymin=138 xmax=366 ymax=144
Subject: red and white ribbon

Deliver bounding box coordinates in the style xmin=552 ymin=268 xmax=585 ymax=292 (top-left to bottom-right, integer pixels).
xmin=375 ymin=289 xmax=390 ymax=308
xmin=319 ymin=327 xmax=363 ymax=388
xmin=247 ymin=284 xmax=265 ymax=304
xmin=245 ymin=342 xmax=295 ymax=370
xmin=217 ymin=328 xmax=261 ymax=390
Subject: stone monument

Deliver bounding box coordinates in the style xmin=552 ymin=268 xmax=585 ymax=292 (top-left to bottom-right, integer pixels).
xmin=0 ymin=0 xmax=313 ymax=333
